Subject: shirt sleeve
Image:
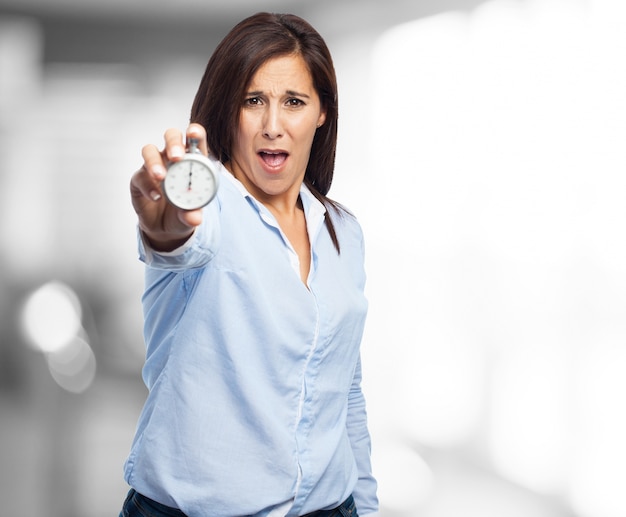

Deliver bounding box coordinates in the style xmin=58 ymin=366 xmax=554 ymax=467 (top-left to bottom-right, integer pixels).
xmin=137 ymin=203 xmax=220 ymax=272
xmin=347 ymin=355 xmax=379 ymax=515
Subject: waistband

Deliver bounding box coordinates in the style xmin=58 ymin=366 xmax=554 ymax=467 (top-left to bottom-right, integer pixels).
xmin=126 ymin=490 xmax=355 ymax=517
xmin=301 ymin=495 xmax=356 ymax=517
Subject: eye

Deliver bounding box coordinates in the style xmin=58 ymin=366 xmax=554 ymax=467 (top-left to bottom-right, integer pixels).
xmin=244 ymin=96 xmax=262 ymax=107
xmin=286 ymin=98 xmax=305 ymax=107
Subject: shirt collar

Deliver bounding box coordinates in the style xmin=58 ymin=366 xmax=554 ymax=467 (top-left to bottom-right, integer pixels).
xmin=299 ymin=183 xmax=327 ymax=243
xmin=220 ymin=165 xmax=327 ymax=227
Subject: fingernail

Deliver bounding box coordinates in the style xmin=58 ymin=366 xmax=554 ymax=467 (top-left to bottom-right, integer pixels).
xmin=170 ymin=146 xmax=185 ymax=159
xmin=153 ymin=164 xmax=166 ymax=179
xmin=150 ymin=190 xmax=161 ymax=201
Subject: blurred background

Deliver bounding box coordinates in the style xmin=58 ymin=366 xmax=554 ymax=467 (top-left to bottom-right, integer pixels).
xmin=1 ymin=0 xmax=625 ymax=516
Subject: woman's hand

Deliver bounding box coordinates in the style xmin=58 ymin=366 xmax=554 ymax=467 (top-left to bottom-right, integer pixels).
xmin=130 ymin=124 xmax=209 ymax=252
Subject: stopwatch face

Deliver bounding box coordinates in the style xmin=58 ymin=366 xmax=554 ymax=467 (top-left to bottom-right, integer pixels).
xmin=163 ymin=156 xmax=219 ymax=210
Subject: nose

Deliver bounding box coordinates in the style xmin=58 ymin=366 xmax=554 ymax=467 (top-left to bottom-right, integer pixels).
xmin=262 ymin=104 xmax=283 ymax=139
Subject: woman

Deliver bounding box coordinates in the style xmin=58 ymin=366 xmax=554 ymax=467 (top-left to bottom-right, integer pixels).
xmin=123 ymin=12 xmax=378 ymax=517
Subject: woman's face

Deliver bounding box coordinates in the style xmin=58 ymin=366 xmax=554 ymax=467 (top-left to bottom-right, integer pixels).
xmin=227 ymin=54 xmax=326 ymax=207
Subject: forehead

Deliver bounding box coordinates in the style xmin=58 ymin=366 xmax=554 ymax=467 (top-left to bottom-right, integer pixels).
xmin=248 ymin=54 xmax=315 ymax=92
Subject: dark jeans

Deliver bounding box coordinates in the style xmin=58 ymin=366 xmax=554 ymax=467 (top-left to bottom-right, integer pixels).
xmin=120 ymin=490 xmax=185 ymax=517
xmin=119 ymin=489 xmax=358 ymax=517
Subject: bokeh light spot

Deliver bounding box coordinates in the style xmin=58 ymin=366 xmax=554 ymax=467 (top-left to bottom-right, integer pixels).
xmin=19 ymin=281 xmax=83 ymax=353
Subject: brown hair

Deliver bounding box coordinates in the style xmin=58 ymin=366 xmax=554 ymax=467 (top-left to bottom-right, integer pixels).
xmin=190 ymin=12 xmax=344 ymax=252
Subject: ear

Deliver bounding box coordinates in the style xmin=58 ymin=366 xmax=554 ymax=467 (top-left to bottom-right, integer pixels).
xmin=316 ymin=110 xmax=327 ymax=128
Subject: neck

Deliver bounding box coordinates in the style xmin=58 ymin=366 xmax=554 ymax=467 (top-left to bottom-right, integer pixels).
xmin=224 ymin=162 xmax=304 ymax=218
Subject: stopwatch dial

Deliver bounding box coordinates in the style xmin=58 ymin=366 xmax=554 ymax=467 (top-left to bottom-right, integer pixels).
xmin=163 ymin=160 xmax=217 ymax=210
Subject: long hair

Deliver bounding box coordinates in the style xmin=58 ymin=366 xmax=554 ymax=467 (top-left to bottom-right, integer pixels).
xmin=190 ymin=12 xmax=344 ymax=252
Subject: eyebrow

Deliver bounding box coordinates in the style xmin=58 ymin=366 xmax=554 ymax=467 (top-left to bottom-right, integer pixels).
xmin=287 ymin=90 xmax=311 ymax=98
xmin=246 ymin=89 xmax=311 ymax=99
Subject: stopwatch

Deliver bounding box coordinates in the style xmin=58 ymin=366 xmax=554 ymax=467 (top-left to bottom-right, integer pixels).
xmin=162 ymin=138 xmax=220 ymax=210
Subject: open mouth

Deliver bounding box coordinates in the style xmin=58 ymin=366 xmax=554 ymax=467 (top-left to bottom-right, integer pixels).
xmin=259 ymin=151 xmax=288 ymax=168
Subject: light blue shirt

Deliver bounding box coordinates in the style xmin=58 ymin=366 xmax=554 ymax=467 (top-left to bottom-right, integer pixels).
xmin=124 ymin=163 xmax=378 ymax=517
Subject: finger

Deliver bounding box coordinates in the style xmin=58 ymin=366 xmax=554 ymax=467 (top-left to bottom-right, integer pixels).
xmin=187 ymin=123 xmax=209 ymax=155
xmin=131 ymin=165 xmax=162 ymax=203
xmin=164 ymin=127 xmax=186 ymax=162
xmin=178 ymin=207 xmax=203 ymax=228
xmin=141 ymin=143 xmax=167 ymax=181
